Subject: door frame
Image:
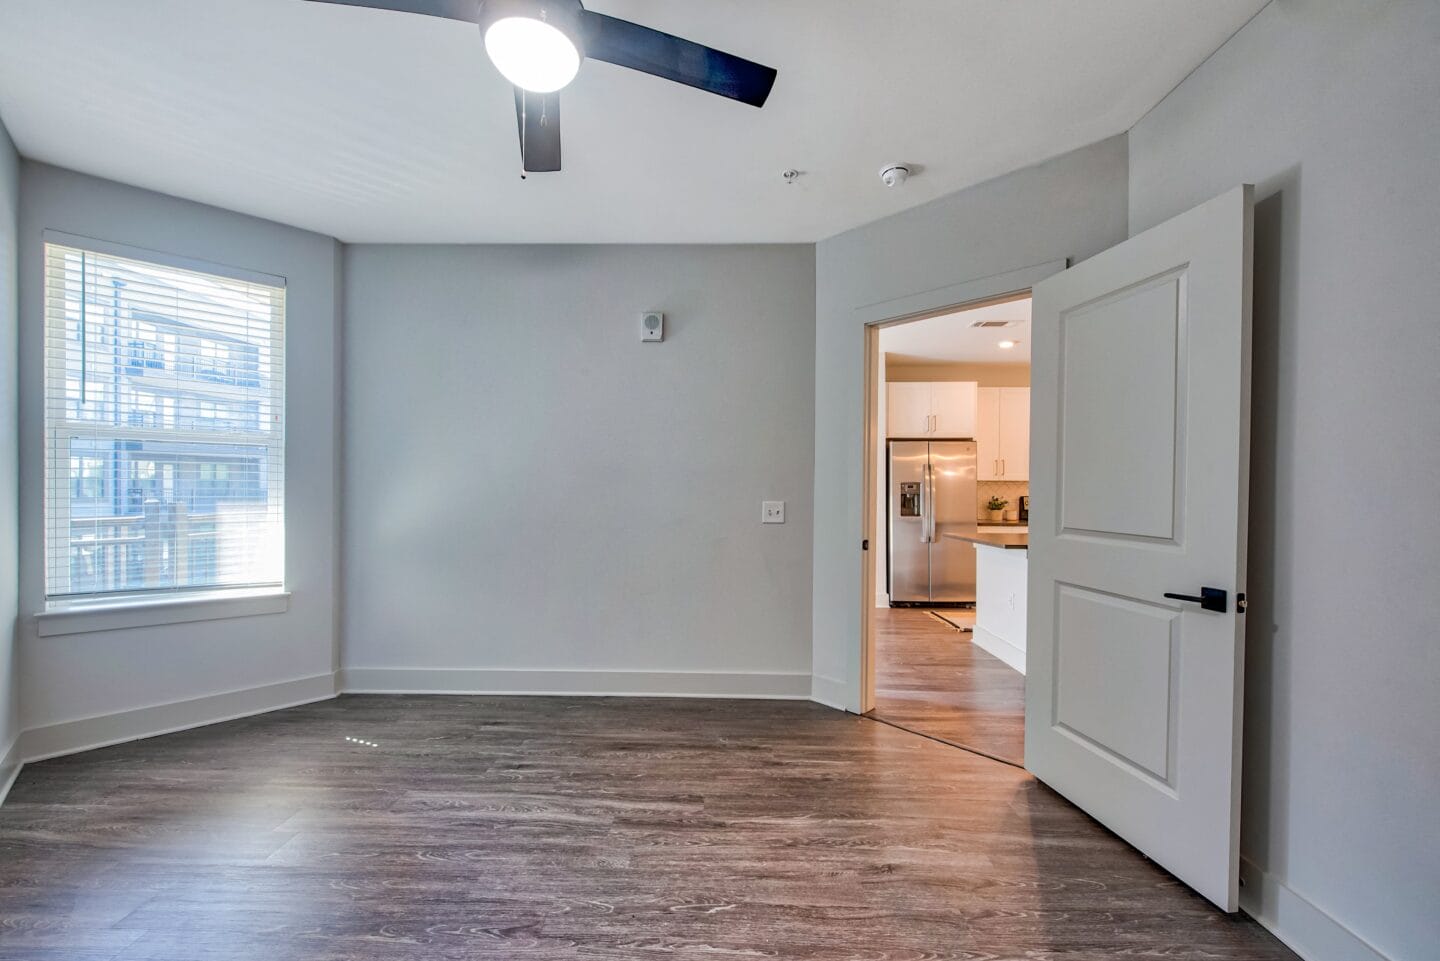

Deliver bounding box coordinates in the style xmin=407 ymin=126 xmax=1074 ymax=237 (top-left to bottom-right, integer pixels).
xmin=858 ymin=261 xmax=1065 ymax=713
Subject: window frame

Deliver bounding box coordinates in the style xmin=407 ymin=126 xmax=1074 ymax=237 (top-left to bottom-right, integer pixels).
xmin=39 ymin=231 xmax=289 ymax=615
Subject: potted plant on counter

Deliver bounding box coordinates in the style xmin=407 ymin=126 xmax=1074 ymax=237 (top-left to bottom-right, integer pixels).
xmin=985 ymin=496 xmax=1008 ymax=523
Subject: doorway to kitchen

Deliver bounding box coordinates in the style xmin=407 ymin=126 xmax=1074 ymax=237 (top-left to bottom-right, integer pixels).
xmin=863 ymin=293 xmax=1032 ymax=766
xmin=851 ymin=187 xmax=1254 ymax=908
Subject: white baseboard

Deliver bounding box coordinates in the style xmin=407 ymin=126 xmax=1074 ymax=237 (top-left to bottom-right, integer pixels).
xmin=809 ymin=673 xmax=852 ymax=711
xmin=0 ymin=735 xmax=21 ymax=806
xmin=339 ymin=667 xmax=812 ymax=700
xmin=971 ymin=625 xmax=1026 ymax=674
xmin=1239 ymin=858 xmax=1393 ymax=961
xmin=16 ymin=672 xmax=339 ymax=765
xmin=3 ymin=669 xmax=818 ymax=807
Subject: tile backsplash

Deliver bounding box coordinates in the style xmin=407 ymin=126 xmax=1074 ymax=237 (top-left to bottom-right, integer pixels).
xmin=977 ymin=480 xmax=1028 ymax=520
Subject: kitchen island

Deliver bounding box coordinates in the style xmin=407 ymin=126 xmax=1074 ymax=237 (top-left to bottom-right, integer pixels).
xmin=943 ymin=530 xmax=1028 ymax=673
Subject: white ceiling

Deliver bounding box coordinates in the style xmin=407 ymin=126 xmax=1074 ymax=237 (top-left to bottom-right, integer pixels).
xmin=0 ymin=0 xmax=1267 ymax=243
xmin=882 ymin=298 xmax=1031 ymax=365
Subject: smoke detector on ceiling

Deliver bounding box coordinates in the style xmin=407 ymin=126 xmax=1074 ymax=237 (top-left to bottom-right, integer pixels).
xmin=879 ymin=164 xmax=911 ymax=188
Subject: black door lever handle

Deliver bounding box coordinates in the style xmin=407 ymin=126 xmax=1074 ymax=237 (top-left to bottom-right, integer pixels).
xmin=1163 ymin=587 xmax=1228 ymax=613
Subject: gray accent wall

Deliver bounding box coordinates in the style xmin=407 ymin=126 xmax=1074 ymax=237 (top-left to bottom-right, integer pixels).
xmin=342 ymin=244 xmax=815 ymax=693
xmin=0 ymin=117 xmax=18 ymax=786
xmin=810 ymin=135 xmax=1129 ymax=708
xmin=1128 ymin=2 xmax=1440 ymax=957
xmin=15 ymin=164 xmax=343 ymax=738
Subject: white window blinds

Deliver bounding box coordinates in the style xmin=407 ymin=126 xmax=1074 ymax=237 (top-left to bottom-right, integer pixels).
xmin=44 ymin=240 xmax=286 ymax=603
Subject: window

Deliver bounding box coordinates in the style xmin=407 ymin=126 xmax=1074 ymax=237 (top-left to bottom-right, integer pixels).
xmin=44 ymin=240 xmax=285 ymax=604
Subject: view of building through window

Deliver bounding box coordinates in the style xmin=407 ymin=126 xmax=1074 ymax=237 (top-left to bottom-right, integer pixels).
xmin=43 ymin=242 xmax=285 ymax=601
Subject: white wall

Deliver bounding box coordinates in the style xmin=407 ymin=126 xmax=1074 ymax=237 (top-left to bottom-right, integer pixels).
xmin=15 ymin=164 xmax=343 ymax=747
xmin=811 ymin=135 xmax=1129 ymax=709
xmin=342 ymin=244 xmax=815 ymax=696
xmin=1128 ymin=3 xmax=1440 ymax=958
xmin=0 ymin=117 xmax=19 ymax=789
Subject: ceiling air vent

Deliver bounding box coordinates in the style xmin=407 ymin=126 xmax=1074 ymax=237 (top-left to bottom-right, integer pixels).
xmin=969 ymin=319 xmax=1011 ymax=329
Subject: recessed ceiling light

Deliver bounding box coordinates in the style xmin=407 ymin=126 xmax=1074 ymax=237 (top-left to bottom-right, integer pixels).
xmin=998 ymin=339 xmax=1018 ymax=350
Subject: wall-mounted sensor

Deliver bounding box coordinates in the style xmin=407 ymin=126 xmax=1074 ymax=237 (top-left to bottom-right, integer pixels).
xmin=879 ymin=164 xmax=911 ymax=188
xmin=640 ymin=311 xmax=664 ymax=342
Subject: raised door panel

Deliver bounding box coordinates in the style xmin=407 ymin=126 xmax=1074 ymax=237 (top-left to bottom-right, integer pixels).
xmin=1053 ymin=584 xmax=1177 ymax=782
xmin=998 ymin=387 xmax=1030 ymax=480
xmin=976 ymin=387 xmax=1001 ymax=480
xmin=1059 ymin=281 xmax=1179 ymax=537
xmin=931 ymin=381 xmax=978 ymax=438
xmin=886 ymin=382 xmax=932 ymax=437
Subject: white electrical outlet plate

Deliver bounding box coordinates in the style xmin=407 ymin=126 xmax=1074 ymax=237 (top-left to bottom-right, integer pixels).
xmin=762 ymin=501 xmax=785 ymax=524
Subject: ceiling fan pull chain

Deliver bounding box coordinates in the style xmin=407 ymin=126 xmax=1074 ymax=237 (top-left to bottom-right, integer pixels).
xmin=519 ymin=89 xmax=528 ymax=180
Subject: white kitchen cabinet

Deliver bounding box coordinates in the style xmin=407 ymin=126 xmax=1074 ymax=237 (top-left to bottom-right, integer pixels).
xmin=886 ymin=381 xmax=978 ymax=438
xmin=930 ymin=382 xmax=978 ymax=438
xmin=998 ymin=387 xmax=1030 ymax=480
xmin=977 ymin=387 xmax=1001 ymax=479
xmin=976 ymin=386 xmax=1030 ymax=480
xmin=886 ymin=382 xmax=933 ymax=437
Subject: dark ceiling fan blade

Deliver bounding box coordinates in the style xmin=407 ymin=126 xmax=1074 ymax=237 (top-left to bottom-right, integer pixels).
xmin=302 ymin=0 xmax=481 ymax=23
xmin=514 ymin=87 xmax=562 ymax=173
xmin=578 ymin=11 xmax=777 ymax=108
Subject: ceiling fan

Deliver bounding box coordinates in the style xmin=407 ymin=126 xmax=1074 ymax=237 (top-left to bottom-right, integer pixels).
xmin=305 ymin=0 xmax=778 ymax=174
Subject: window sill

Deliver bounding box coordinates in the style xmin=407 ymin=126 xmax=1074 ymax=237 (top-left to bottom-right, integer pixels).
xmin=35 ymin=589 xmax=290 ymax=637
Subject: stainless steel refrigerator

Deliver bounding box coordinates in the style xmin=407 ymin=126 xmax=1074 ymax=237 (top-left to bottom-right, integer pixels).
xmin=888 ymin=440 xmax=978 ymax=605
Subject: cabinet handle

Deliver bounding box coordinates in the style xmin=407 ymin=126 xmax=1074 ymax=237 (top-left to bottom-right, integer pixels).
xmin=1000 ymin=458 xmax=1005 ymax=476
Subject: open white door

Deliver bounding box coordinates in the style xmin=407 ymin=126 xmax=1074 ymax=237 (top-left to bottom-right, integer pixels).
xmin=1026 ymin=185 xmax=1253 ymax=911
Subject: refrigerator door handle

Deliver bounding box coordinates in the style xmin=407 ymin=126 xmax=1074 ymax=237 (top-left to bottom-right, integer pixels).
xmin=924 ymin=462 xmax=936 ymax=543
xmin=931 ymin=464 xmax=938 ymax=542
xmin=919 ymin=462 xmax=930 ymax=543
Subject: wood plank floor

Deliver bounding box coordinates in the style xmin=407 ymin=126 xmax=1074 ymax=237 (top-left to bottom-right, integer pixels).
xmin=0 ymin=696 xmax=1296 ymax=960
xmin=871 ymin=607 xmax=1027 ymax=765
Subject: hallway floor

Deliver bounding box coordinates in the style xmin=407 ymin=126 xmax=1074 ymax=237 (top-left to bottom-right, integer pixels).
xmin=870 ymin=606 xmax=1026 ymax=765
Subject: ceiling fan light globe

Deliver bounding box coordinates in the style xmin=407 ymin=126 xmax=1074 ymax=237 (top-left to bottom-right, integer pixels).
xmin=484 ymin=16 xmax=581 ymax=93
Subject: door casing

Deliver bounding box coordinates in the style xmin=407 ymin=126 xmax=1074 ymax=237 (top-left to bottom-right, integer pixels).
xmin=858 ymin=269 xmax=1061 ymax=714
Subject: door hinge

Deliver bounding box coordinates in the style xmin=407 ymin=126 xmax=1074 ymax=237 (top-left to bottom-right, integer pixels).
xmin=862 ymin=539 xmax=869 ymax=551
